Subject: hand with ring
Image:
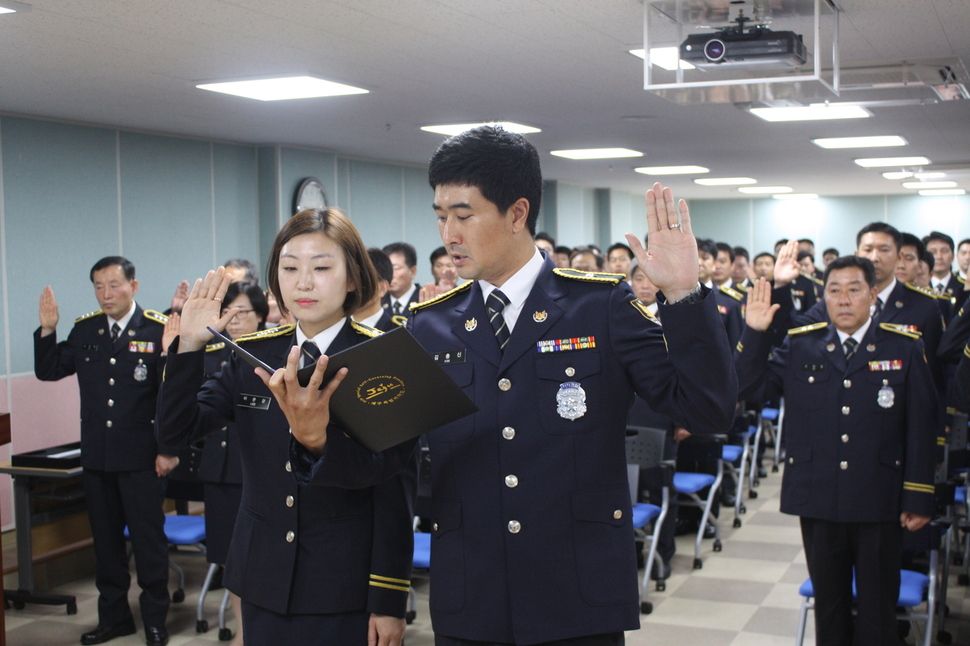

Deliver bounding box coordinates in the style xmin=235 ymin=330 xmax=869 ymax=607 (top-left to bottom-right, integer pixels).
xmin=176 ymin=267 xmax=236 ymax=352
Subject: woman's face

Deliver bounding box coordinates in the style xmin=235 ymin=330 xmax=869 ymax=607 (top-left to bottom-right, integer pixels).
xmin=277 ymin=232 xmax=352 ymax=338
xmin=222 ymin=293 xmax=260 ymax=341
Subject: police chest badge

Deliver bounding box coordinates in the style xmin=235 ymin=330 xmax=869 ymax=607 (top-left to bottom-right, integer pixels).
xmin=877 ymin=378 xmax=894 ymax=409
xmin=133 ymin=358 xmax=148 ymax=382
xmin=556 ymin=381 xmax=587 ymax=420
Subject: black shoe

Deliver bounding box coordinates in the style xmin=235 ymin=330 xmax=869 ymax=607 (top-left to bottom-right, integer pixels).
xmin=703 ymin=523 xmax=717 ymax=539
xmin=757 ymin=467 xmax=768 ymax=478
xmin=721 ymin=493 xmax=737 ymax=506
xmin=650 ymin=559 xmax=671 ymax=581
xmin=80 ymin=620 xmax=137 ymax=645
xmin=145 ymin=626 xmax=169 ymax=646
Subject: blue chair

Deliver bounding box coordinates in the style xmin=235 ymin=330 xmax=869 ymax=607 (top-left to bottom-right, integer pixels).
xmin=761 ymin=402 xmax=784 ymax=474
xmin=674 ymin=434 xmax=726 ymax=569
xmin=124 ymin=514 xmax=206 ymax=604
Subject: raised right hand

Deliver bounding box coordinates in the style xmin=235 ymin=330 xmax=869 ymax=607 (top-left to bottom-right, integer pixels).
xmin=773 ymin=240 xmax=801 ymax=287
xmin=745 ymin=278 xmax=781 ymax=332
xmin=177 ymin=268 xmax=235 ymax=352
xmin=39 ymin=286 xmax=60 ymax=336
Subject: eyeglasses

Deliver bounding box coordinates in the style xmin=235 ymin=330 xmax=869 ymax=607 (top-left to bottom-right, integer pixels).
xmin=222 ymin=308 xmax=255 ymax=319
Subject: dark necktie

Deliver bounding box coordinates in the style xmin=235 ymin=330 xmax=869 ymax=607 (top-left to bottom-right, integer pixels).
xmin=393 ymin=301 xmax=402 ymax=316
xmin=111 ymin=323 xmax=121 ymax=341
xmin=872 ymin=297 xmax=884 ymax=321
xmin=301 ymin=340 xmax=321 ymax=369
xmin=487 ymin=289 xmax=511 ymax=351
xmin=843 ymin=337 xmax=858 ymax=361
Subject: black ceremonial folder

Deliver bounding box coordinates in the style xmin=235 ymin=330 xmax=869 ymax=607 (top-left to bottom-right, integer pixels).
xmin=12 ymin=441 xmax=82 ymax=469
xmin=293 ymin=327 xmax=478 ymax=452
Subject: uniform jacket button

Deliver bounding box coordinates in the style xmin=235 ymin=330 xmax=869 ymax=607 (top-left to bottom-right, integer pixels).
xmin=106 ymin=420 xmax=112 ymax=428
xmin=841 ymin=406 xmax=850 ymax=415
xmin=432 ymin=522 xmax=439 ymax=532
xmin=221 ymin=440 xmax=227 ymax=447
xmin=285 ymin=461 xmax=292 ymax=472
xmin=286 ymin=495 xmax=294 ymax=507
xmin=502 ymin=427 xmax=515 ymax=440
xmin=108 ymin=378 xmax=115 ymax=385
xmin=843 ymin=379 xmax=852 ymax=388
xmin=286 ymin=531 xmax=295 ymax=542
xmin=840 ymin=461 xmax=848 ymax=470
xmin=841 ymin=434 xmax=849 ymax=443
xmin=109 ymin=358 xmax=116 ymax=365
xmin=613 ymin=509 xmax=623 ymax=519
xmin=508 ymin=520 xmax=521 ymax=533
xmin=505 ymin=475 xmax=518 ymax=488
xmin=498 ymin=378 xmax=511 ymax=391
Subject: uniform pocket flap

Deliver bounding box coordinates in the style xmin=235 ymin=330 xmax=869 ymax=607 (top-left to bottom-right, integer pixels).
xmin=431 ymin=498 xmax=462 ymax=536
xmin=442 ymin=363 xmax=473 ymax=388
xmin=571 ymin=485 xmax=629 ymax=527
xmin=536 ymin=353 xmax=601 ymax=381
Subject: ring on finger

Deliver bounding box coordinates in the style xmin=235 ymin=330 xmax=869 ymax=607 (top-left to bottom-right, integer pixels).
xmin=669 ymin=223 xmax=681 ymax=230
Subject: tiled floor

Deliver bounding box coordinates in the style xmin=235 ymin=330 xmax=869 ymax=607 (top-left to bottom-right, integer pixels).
xmin=4 ymin=474 xmax=970 ymax=645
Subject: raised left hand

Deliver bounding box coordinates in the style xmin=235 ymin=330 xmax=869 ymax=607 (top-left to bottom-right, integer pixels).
xmin=625 ymin=182 xmax=698 ymax=303
xmin=368 ymin=613 xmax=405 ymax=646
xmin=155 ymin=454 xmax=180 ymax=477
xmin=161 ymin=313 xmax=180 ymax=355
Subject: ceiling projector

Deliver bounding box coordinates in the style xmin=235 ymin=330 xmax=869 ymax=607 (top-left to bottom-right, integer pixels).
xmin=679 ymin=13 xmax=807 ymax=70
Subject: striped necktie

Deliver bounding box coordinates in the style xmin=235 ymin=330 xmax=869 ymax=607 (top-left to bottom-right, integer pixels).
xmin=843 ymin=337 xmax=858 ymax=361
xmin=301 ymin=340 xmax=321 ymax=369
xmin=486 ymin=289 xmax=511 ymax=351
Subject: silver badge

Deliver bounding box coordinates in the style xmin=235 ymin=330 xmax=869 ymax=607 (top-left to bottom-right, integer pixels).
xmin=134 ymin=359 xmax=148 ymax=382
xmin=465 ymin=318 xmax=478 ymax=332
xmin=556 ymin=381 xmax=587 ymax=420
xmin=877 ymin=384 xmax=894 ymax=409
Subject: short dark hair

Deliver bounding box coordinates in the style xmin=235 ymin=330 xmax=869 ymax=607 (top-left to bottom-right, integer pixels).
xmin=899 ymin=233 xmax=926 ymax=259
xmin=774 ymin=238 xmax=789 ymax=248
xmin=368 ymin=248 xmax=393 ymax=284
xmin=569 ymin=246 xmax=604 ymax=269
xmin=606 ymin=243 xmax=634 ymax=259
xmin=715 ymin=242 xmax=735 ymax=263
xmin=922 ymin=250 xmax=936 ymax=272
xmin=697 ymin=238 xmax=718 ymax=259
xmin=797 ymin=251 xmax=815 ymax=263
xmin=222 ymin=280 xmax=269 ymax=325
xmin=822 ymin=247 xmax=839 ymax=258
xmin=856 ymin=222 xmax=902 ymax=251
xmin=428 ymin=125 xmax=543 ymax=236
xmin=267 ymin=208 xmax=377 ymax=318
xmin=824 ymin=255 xmax=876 ymax=289
xmin=382 ymin=242 xmax=417 ymax=269
xmin=797 ymin=238 xmax=815 ymax=247
xmin=429 ymin=246 xmax=449 ymax=265
xmin=554 ymin=245 xmax=572 ymax=256
xmin=90 ymin=256 xmax=135 ymax=282
xmin=535 ymin=232 xmax=556 ymax=247
xmin=733 ymin=246 xmax=749 ymax=261
xmin=958 ymin=238 xmax=970 ymax=250
xmin=224 ymin=258 xmax=259 ymax=284
xmin=923 ymin=230 xmax=955 ymax=252
xmin=753 ymin=252 xmax=775 ymax=263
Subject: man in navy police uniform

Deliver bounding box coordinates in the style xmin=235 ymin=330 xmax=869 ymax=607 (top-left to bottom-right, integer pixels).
xmin=403 ymin=125 xmax=737 ymax=646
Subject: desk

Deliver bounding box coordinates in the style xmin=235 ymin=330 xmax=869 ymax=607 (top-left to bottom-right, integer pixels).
xmin=0 ymin=461 xmax=82 ymax=614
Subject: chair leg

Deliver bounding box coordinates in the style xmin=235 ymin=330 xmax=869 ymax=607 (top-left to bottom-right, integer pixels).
xmin=197 ymin=562 xmax=219 ymax=632
xmin=795 ymin=595 xmax=812 ymax=646
xmin=694 ymin=462 xmax=724 ymax=567
xmin=219 ymin=589 xmax=230 ymax=630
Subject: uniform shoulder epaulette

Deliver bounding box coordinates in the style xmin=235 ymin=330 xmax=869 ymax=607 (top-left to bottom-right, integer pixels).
xmin=629 ymin=298 xmax=660 ymax=323
xmin=787 ymin=321 xmax=828 ymax=336
xmin=931 ymin=288 xmax=956 ymax=304
xmin=903 ymin=282 xmax=942 ymax=300
xmin=735 ymin=282 xmax=751 ymax=293
xmin=351 ymin=320 xmax=382 ymax=338
xmin=801 ymin=272 xmax=824 ymax=286
xmin=552 ymin=268 xmax=623 ymax=285
xmin=143 ymin=309 xmax=169 ymax=325
xmin=237 ymin=324 xmax=295 ymax=344
xmin=964 ymin=344 xmax=970 ymax=360
xmin=718 ymin=284 xmax=744 ymax=301
xmin=956 ymin=273 xmax=966 ymax=285
xmin=74 ymin=309 xmax=104 ymax=323
xmin=879 ymin=322 xmax=921 ymax=339
xmin=390 ymin=314 xmax=408 ymax=327
xmin=205 ymin=342 xmax=226 ymax=352
xmin=409 ymin=281 xmax=473 ymax=312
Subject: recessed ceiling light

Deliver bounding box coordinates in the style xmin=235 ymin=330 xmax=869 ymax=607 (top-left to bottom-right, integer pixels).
xmin=739 ymin=186 xmax=793 ymax=194
xmin=634 ymin=166 xmax=709 ymax=175
xmin=550 ymin=148 xmax=642 ymax=160
xmin=749 ymin=105 xmax=871 ymax=122
xmin=197 ymin=76 xmax=368 ymax=101
xmin=882 ymin=171 xmax=914 ymax=180
xmin=902 ymin=181 xmax=958 ymax=189
xmin=773 ymin=193 xmax=819 ymax=200
xmin=421 ymin=122 xmax=541 ymax=136
xmin=854 ymin=156 xmax=931 ymax=168
xmin=694 ymin=177 xmax=757 ymax=186
xmin=812 ymin=136 xmax=907 ymax=149
xmin=919 ymin=189 xmax=966 ymax=196
xmin=914 ymin=172 xmax=945 ymax=179
xmin=0 ymin=1 xmax=31 ymax=13
xmin=628 ymin=48 xmax=697 ymax=71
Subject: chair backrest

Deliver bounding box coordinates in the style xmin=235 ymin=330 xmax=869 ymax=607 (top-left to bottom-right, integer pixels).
xmin=625 ymin=426 xmax=666 ymax=469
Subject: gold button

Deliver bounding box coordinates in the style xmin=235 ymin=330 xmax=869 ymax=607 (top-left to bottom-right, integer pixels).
xmin=613 ymin=509 xmax=623 ymax=520
xmin=841 ymin=434 xmax=849 ymax=443
xmin=841 ymin=406 xmax=850 ymax=415
xmin=108 ymin=378 xmax=115 ymax=386
xmin=843 ymin=379 xmax=852 ymax=388
xmin=107 ymin=399 xmax=114 ymax=407
xmin=286 ymin=495 xmax=294 ymax=507
xmin=432 ymin=523 xmax=439 ymax=532
xmin=286 ymin=531 xmax=295 ymax=542
xmin=106 ymin=420 xmax=112 ymax=428
xmin=840 ymin=461 xmax=848 ymax=470
xmin=285 ymin=461 xmax=292 ymax=472
xmin=109 ymin=358 xmax=116 ymax=365
xmin=505 ymin=475 xmax=518 ymax=488
xmin=221 ymin=426 xmax=228 ymax=431
xmin=895 ymin=460 xmax=901 ymax=467
xmin=221 ymin=440 xmax=227 ymax=447
xmin=808 ymin=376 xmax=815 ymax=384
xmin=498 ymin=378 xmax=511 ymax=391
xmin=502 ymin=427 xmax=515 ymax=440
xmin=508 ymin=520 xmax=521 ymax=534
xmin=565 ymin=367 xmax=575 ymax=377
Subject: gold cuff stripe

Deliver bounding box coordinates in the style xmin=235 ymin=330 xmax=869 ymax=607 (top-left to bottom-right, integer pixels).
xmin=370 ymin=574 xmax=410 ymax=586
xmin=903 ymin=482 xmax=935 ymax=494
xmin=736 ymin=341 xmax=744 ymax=353
xmin=937 ymin=436 xmax=947 ymax=446
xmin=964 ymin=345 xmax=970 ymax=360
xmin=368 ymin=581 xmax=410 ymax=592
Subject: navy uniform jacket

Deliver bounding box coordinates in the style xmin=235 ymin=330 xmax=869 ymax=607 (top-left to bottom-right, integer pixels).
xmin=34 ymin=305 xmax=177 ymax=470
xmin=714 ymin=283 xmax=745 ymax=348
xmin=372 ymin=308 xmax=406 ymax=333
xmin=405 ymin=260 xmax=738 ymax=645
xmin=156 ymin=321 xmax=417 ymax=617
xmin=953 ymin=343 xmax=970 ymax=413
xmin=735 ymin=321 xmax=938 ymax=522
xmin=197 ymin=343 xmax=242 ymax=485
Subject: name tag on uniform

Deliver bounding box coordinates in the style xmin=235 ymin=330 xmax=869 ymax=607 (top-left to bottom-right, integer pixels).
xmin=82 ymin=344 xmax=98 ymax=351
xmin=238 ymin=393 xmax=271 ymax=410
xmin=129 ymin=341 xmax=156 ymax=353
xmin=432 ymin=349 xmax=466 ymax=365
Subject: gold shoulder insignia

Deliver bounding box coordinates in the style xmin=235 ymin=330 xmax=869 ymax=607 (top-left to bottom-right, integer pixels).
xmin=787 ymin=322 xmax=828 ymax=336
xmin=552 ymin=267 xmax=623 ymax=285
xmin=805 ymin=273 xmax=824 ymax=286
xmin=143 ymin=309 xmax=169 ymax=325
xmin=409 ymin=281 xmax=473 ymax=312
xmin=718 ymin=285 xmax=744 ymax=301
xmin=735 ymin=282 xmax=751 ymax=293
xmin=237 ymin=324 xmax=296 ymax=344
xmin=390 ymin=315 xmax=408 ymax=327
xmin=903 ymin=282 xmax=940 ymax=300
xmin=629 ymin=298 xmax=660 ymax=324
xmin=206 ymin=342 xmax=226 ymax=352
xmin=964 ymin=344 xmax=970 ymax=360
xmin=351 ymin=320 xmax=382 ymax=338
xmin=879 ymin=322 xmax=921 ymax=339
xmin=957 ymin=274 xmax=966 ymax=285
xmin=74 ymin=309 xmax=104 ymax=323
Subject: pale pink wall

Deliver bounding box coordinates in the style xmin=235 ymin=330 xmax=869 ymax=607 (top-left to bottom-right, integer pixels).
xmin=0 ymin=381 xmax=9 ymax=528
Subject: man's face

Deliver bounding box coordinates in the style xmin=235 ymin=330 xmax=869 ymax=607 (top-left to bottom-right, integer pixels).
xmin=824 ymin=266 xmax=876 ymax=335
xmin=823 ymin=252 xmax=838 ymax=267
xmin=698 ymin=251 xmax=715 ymax=283
xmin=387 ymin=252 xmax=417 ymax=298
xmin=958 ymin=242 xmax=970 ymax=274
xmin=798 ymin=256 xmax=815 ymax=275
xmin=916 ymin=260 xmax=932 ymax=288
xmin=731 ymin=256 xmax=749 ymax=283
xmin=631 ymin=268 xmax=659 ymax=305
xmin=712 ymin=250 xmax=731 ymax=285
xmin=92 ymin=264 xmax=138 ymax=320
xmin=856 ymin=232 xmax=899 ymax=285
xmin=607 ymin=249 xmax=632 ymax=277
xmin=798 ymin=241 xmax=814 ymax=256
xmin=553 ymin=251 xmax=571 ymax=268
xmin=535 ymin=239 xmax=554 ymax=256
xmin=431 ymin=254 xmax=457 ymax=286
xmin=926 ymin=239 xmax=954 ymax=278
xmin=571 ymin=252 xmax=599 ymax=273
xmin=894 ymin=244 xmax=920 ymax=284
xmin=753 ymin=256 xmax=775 ymax=279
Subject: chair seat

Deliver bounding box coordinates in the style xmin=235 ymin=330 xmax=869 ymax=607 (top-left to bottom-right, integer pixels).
xmin=413 ymin=532 xmax=431 ymax=569
xmin=673 ymin=472 xmax=716 ymax=494
xmin=956 ymin=486 xmax=966 ymax=505
xmin=632 ymin=503 xmax=661 ymax=528
xmin=722 ymin=445 xmax=743 ymax=462
xmin=761 ymin=408 xmax=780 ymax=421
xmin=799 ymin=569 xmax=929 ymax=607
xmin=123 ymin=515 xmax=205 ymax=545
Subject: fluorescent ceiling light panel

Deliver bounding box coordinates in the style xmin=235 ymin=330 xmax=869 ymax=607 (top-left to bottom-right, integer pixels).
xmin=773 ymin=193 xmax=819 ymax=200
xmin=902 ymin=181 xmax=957 ymax=189
xmin=634 ymin=165 xmax=709 ymax=175
xmin=421 ymin=122 xmax=541 ymax=136
xmin=694 ymin=177 xmax=757 ymax=186
xmin=914 ymin=172 xmax=945 ymax=179
xmin=0 ymin=1 xmax=31 ymax=13
xmin=812 ymin=136 xmax=907 ymax=149
xmin=854 ymin=156 xmax=931 ymax=168
xmin=919 ymin=189 xmax=966 ymax=196
xmin=749 ymin=105 xmax=871 ymax=122
xmin=550 ymin=148 xmax=642 ymax=160
xmin=882 ymin=171 xmax=914 ymax=180
xmin=197 ymin=76 xmax=368 ymax=101
xmin=739 ymin=186 xmax=793 ymax=194
xmin=628 ymin=48 xmax=696 ymax=71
